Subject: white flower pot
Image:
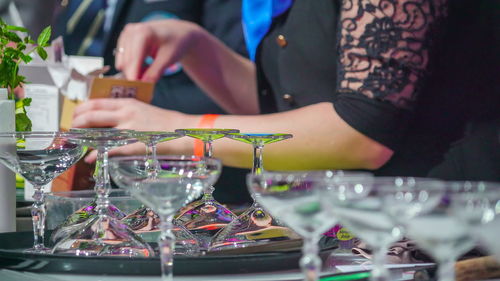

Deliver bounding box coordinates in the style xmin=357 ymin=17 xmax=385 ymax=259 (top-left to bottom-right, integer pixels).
xmin=0 ymin=88 xmax=16 ymax=232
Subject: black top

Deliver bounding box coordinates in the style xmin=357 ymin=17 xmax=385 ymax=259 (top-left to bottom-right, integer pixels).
xmin=256 ymin=0 xmax=499 ymax=177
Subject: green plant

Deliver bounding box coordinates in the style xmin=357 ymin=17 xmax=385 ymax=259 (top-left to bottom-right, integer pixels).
xmin=0 ymin=19 xmax=51 ymax=131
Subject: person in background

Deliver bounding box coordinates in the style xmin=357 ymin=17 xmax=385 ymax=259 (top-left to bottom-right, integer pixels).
xmin=73 ymin=0 xmax=499 ymax=181
xmin=56 ymin=0 xmax=252 ymax=203
xmin=54 ymin=0 xmax=247 ymax=114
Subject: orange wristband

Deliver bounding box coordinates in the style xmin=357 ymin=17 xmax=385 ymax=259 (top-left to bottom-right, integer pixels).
xmin=194 ymin=114 xmax=220 ymax=156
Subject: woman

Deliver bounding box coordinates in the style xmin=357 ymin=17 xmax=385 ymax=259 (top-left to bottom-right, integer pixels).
xmin=73 ymin=0 xmax=498 ymax=178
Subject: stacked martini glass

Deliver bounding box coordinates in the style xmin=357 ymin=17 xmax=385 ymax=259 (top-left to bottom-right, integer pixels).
xmin=0 ymin=131 xmax=87 ymax=253
xmin=51 ymin=128 xmax=154 ymax=257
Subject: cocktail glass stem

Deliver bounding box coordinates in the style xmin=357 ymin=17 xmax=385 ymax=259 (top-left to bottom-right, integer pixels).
xmin=436 ymin=257 xmax=456 ymax=281
xmin=95 ymin=146 xmax=111 ymax=216
xmin=251 ymin=143 xmax=266 ymax=208
xmin=300 ymin=236 xmax=322 ymax=281
xmin=145 ymin=141 xmax=160 ymax=178
xmin=159 ymin=214 xmax=176 ymax=281
xmin=252 ymin=144 xmax=264 ymax=175
xmin=31 ymin=185 xmax=47 ymax=251
xmin=201 ymin=140 xmax=215 ymax=197
xmin=94 ymin=146 xmax=111 ymax=244
xmin=370 ymin=245 xmax=391 ymax=281
xmin=203 ymin=140 xmax=213 ymax=157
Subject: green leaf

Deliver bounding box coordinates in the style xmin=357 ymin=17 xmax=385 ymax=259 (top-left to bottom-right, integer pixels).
xmin=4 ymin=31 xmax=21 ymax=43
xmin=15 ymin=98 xmax=32 ymax=110
xmin=37 ymin=26 xmax=51 ymax=47
xmin=17 ymin=42 xmax=26 ymax=51
xmin=36 ymin=47 xmax=48 ymax=60
xmin=24 ymin=36 xmax=35 ymax=44
xmin=6 ymin=25 xmax=28 ymax=33
xmin=15 ymin=112 xmax=32 ymax=132
xmin=10 ymin=64 xmax=19 ymax=88
xmin=20 ymin=53 xmax=32 ymax=63
xmin=16 ymin=75 xmax=26 ymax=85
xmin=22 ymin=97 xmax=31 ymax=107
xmin=4 ymin=46 xmax=19 ymax=57
xmin=15 ymin=98 xmax=32 ymax=131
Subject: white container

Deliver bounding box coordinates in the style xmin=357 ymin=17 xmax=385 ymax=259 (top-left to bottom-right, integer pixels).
xmin=0 ymin=88 xmax=16 ymax=232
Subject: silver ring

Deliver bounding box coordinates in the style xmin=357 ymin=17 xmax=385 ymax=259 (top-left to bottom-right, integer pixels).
xmin=113 ymin=47 xmax=125 ymax=56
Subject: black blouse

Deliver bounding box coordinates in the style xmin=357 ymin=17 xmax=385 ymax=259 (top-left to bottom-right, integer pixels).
xmin=256 ymin=0 xmax=499 ymax=176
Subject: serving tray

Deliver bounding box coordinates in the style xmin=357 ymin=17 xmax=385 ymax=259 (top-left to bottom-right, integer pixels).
xmin=0 ymin=232 xmax=337 ymax=276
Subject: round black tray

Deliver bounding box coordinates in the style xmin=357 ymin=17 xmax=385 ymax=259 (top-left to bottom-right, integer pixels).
xmin=0 ymin=232 xmax=336 ymax=275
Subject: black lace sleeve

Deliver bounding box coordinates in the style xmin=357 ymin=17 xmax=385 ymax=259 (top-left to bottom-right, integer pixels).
xmin=334 ymin=0 xmax=448 ymax=149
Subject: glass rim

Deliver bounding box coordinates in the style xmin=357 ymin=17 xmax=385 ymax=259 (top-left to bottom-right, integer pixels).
xmin=109 ymin=154 xmax=217 ymax=161
xmin=175 ymin=128 xmax=240 ymax=134
xmin=132 ymin=131 xmax=181 ymax=137
xmin=247 ymin=170 xmax=373 ymax=181
xmin=445 ymin=180 xmax=500 ymax=192
xmin=46 ymin=189 xmax=132 ymax=200
xmin=372 ymin=176 xmax=446 ymax=190
xmin=225 ymin=133 xmax=293 ymax=139
xmin=69 ymin=128 xmax=133 ymax=133
xmin=0 ymin=131 xmax=68 ymax=138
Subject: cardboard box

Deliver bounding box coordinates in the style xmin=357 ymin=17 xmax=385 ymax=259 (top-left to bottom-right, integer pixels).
xmin=60 ymin=77 xmax=154 ymax=130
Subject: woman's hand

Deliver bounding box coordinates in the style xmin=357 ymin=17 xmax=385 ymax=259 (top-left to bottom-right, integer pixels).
xmin=114 ymin=19 xmax=258 ymax=115
xmin=72 ymin=98 xmax=196 ymax=162
xmin=72 ymin=98 xmax=193 ymax=130
xmin=115 ymin=19 xmax=201 ymax=83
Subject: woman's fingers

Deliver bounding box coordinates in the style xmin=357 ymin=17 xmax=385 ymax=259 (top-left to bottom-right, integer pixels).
xmin=116 ymin=23 xmax=153 ymax=81
xmin=72 ymin=109 xmax=122 ymax=128
xmin=73 ymin=99 xmax=121 ymax=116
xmin=141 ymin=47 xmax=175 ymax=83
xmin=116 ymin=19 xmax=197 ymax=83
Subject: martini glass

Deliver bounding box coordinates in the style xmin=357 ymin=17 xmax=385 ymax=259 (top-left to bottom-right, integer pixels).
xmin=382 ymin=178 xmax=478 ymax=281
xmin=324 ymin=176 xmax=408 ymax=281
xmin=173 ymin=128 xmax=238 ymax=249
xmin=248 ymin=171 xmax=347 ymax=281
xmin=52 ymin=128 xmax=153 ymax=257
xmin=110 ymin=155 xmax=221 ymax=281
xmin=115 ymin=155 xmax=204 ymax=256
xmin=49 ymin=128 xmax=130 ymax=245
xmin=0 ymin=131 xmax=86 ymax=253
xmin=449 ymin=182 xmax=500 ymax=263
xmin=126 ymin=131 xmax=199 ymax=254
xmin=209 ymin=133 xmax=296 ymax=251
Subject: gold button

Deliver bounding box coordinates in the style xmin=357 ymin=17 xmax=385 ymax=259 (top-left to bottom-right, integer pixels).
xmin=282 ymin=94 xmax=294 ymax=104
xmin=276 ymin=35 xmax=288 ymax=48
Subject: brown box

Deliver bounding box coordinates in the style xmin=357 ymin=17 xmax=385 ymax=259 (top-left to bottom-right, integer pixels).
xmin=60 ymin=77 xmax=154 ymax=130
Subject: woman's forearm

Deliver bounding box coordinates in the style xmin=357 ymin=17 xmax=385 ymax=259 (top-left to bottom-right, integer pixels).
xmin=181 ymin=26 xmax=258 ymax=115
xmin=160 ymin=102 xmax=394 ymax=171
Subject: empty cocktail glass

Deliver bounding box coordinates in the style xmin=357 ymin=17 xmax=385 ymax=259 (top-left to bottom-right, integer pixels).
xmin=382 ymin=178 xmax=476 ymax=281
xmin=248 ymin=171 xmax=349 ymax=281
xmin=449 ymin=181 xmax=500 ymax=263
xmin=0 ymin=131 xmax=86 ymax=253
xmin=110 ymin=155 xmax=221 ymax=281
